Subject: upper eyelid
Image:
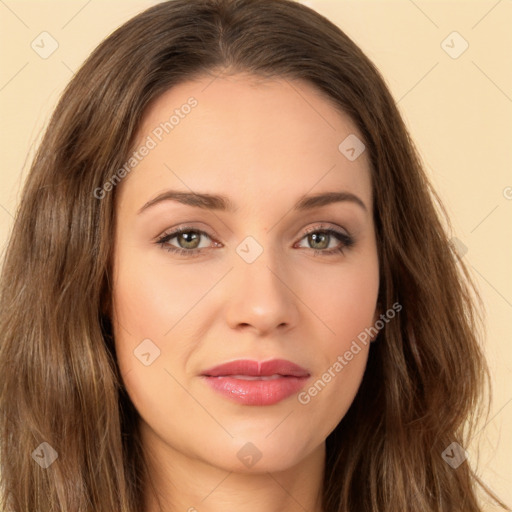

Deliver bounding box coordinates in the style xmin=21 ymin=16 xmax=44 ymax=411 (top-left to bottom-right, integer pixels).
xmin=158 ymin=224 xmax=218 ymax=240
xmin=301 ymin=224 xmax=349 ymax=236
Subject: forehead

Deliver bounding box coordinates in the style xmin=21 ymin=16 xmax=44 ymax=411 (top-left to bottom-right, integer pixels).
xmin=119 ymin=73 xmax=372 ymax=212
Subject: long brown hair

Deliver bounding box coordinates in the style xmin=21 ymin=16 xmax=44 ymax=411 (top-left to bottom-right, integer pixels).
xmin=0 ymin=0 xmax=509 ymax=511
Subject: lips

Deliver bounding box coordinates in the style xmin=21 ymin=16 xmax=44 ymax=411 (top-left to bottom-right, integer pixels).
xmin=201 ymin=359 xmax=310 ymax=378
xmin=200 ymin=359 xmax=310 ymax=406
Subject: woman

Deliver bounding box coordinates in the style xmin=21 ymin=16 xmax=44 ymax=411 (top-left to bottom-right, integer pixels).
xmin=0 ymin=0 xmax=508 ymax=511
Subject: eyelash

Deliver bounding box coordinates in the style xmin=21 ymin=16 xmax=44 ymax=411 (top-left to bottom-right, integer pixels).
xmin=155 ymin=224 xmax=355 ymax=258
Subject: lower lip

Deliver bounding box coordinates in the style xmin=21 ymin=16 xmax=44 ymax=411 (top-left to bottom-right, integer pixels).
xmin=202 ymin=375 xmax=309 ymax=406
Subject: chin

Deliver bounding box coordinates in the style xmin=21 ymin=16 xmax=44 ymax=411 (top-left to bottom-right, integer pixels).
xmin=207 ymin=436 xmax=316 ymax=474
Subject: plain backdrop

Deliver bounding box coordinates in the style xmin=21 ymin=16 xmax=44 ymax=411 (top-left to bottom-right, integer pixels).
xmin=0 ymin=1 xmax=510 ymax=510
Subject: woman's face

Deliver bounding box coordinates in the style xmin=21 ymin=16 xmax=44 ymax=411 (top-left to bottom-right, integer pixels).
xmin=111 ymin=73 xmax=379 ymax=473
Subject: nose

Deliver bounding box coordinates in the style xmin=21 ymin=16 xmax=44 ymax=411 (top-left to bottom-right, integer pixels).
xmin=224 ymin=246 xmax=300 ymax=336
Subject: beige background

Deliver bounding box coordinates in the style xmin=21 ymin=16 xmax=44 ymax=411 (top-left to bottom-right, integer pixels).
xmin=0 ymin=0 xmax=510 ymax=509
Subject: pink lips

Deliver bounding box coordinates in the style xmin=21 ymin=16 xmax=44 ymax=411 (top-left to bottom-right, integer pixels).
xmin=200 ymin=359 xmax=310 ymax=406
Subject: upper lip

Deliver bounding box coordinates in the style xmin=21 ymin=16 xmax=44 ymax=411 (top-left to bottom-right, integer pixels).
xmin=201 ymin=359 xmax=310 ymax=378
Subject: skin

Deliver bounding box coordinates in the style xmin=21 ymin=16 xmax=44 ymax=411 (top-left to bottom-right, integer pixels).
xmin=111 ymin=72 xmax=380 ymax=512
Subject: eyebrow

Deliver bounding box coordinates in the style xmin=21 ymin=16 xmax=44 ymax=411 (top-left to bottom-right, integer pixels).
xmin=137 ymin=189 xmax=367 ymax=214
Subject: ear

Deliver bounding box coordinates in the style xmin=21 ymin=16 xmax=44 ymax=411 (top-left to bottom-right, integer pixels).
xmin=100 ymin=290 xmax=111 ymax=316
xmin=370 ymin=302 xmax=382 ymax=342
xmin=100 ymin=269 xmax=113 ymax=317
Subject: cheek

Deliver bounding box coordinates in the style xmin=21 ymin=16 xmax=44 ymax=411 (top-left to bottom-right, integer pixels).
xmin=302 ymin=257 xmax=379 ymax=347
xmin=110 ymin=248 xmax=205 ymax=426
xmin=111 ymin=245 xmax=217 ymax=342
xmin=294 ymin=254 xmax=378 ymax=419
xmin=295 ymin=270 xmax=376 ymax=438
xmin=110 ymin=245 xmax=230 ymax=398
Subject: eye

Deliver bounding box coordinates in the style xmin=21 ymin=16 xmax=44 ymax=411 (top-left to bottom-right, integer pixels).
xmin=156 ymin=227 xmax=221 ymax=258
xmin=155 ymin=224 xmax=355 ymax=258
xmin=295 ymin=226 xmax=354 ymax=256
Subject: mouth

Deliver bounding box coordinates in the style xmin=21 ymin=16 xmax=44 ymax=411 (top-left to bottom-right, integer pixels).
xmin=200 ymin=359 xmax=310 ymax=406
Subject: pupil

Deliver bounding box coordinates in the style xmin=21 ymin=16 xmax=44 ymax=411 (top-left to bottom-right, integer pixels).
xmin=310 ymin=232 xmax=328 ymax=249
xmin=180 ymin=231 xmax=199 ymax=249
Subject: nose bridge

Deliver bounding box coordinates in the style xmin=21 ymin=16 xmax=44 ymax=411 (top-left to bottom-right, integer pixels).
xmin=238 ymin=240 xmax=280 ymax=295
xmin=225 ymin=234 xmax=298 ymax=333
